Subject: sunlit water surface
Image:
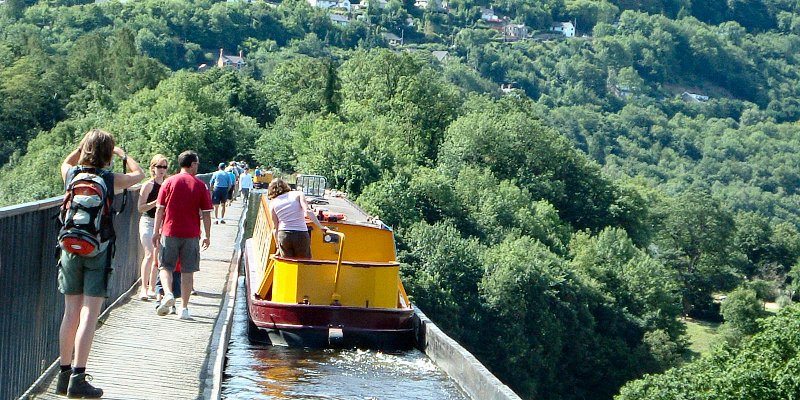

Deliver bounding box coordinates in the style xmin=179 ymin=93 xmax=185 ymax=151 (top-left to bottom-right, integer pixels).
xmin=222 ymin=277 xmax=468 ymax=400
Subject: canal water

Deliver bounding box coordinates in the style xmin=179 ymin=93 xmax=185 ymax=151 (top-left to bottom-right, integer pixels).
xmin=222 ymin=277 xmax=468 ymax=399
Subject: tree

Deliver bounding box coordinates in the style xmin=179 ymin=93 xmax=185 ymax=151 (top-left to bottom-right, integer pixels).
xmin=438 ymin=102 xmax=617 ymax=231
xmin=654 ymin=189 xmax=740 ymax=318
xmin=398 ymin=220 xmax=484 ymax=340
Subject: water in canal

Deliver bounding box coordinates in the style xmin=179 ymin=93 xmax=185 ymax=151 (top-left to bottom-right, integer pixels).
xmin=222 ymin=277 xmax=468 ymax=399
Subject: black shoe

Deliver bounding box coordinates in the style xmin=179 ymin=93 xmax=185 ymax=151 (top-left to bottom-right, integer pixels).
xmin=55 ymin=369 xmax=71 ymax=395
xmin=67 ymin=373 xmax=103 ymax=398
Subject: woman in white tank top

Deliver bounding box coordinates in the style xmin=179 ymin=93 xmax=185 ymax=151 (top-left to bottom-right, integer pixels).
xmin=267 ymin=179 xmax=328 ymax=258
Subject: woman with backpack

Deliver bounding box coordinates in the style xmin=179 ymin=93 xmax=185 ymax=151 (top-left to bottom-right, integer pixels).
xmin=56 ymin=129 xmax=144 ymax=398
xmin=137 ymin=154 xmax=169 ymax=301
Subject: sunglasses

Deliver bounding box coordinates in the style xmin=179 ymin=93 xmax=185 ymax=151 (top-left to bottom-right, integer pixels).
xmin=154 ymin=165 xmax=168 ymax=169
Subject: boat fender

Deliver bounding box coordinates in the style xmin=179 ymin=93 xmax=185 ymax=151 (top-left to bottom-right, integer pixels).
xmin=328 ymin=326 xmax=344 ymax=347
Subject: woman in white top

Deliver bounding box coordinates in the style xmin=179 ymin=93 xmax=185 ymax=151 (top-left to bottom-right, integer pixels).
xmin=137 ymin=154 xmax=168 ymax=300
xmin=267 ymin=179 xmax=327 ymax=258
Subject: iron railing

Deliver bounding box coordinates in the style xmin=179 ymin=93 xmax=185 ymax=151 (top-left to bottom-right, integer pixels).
xmin=0 ymin=190 xmax=143 ymax=400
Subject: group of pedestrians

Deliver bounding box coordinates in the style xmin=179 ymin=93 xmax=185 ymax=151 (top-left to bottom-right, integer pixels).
xmin=210 ymin=160 xmax=253 ymax=224
xmin=56 ymin=129 xmax=214 ymax=398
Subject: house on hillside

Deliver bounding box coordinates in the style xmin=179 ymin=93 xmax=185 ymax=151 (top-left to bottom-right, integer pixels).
xmin=612 ymin=84 xmax=637 ymax=98
xmin=681 ymin=92 xmax=709 ymax=102
xmin=383 ymin=32 xmax=403 ymax=47
xmin=217 ymin=49 xmax=246 ymax=69
xmin=329 ymin=14 xmax=350 ymax=26
xmin=361 ymin=0 xmax=387 ymax=9
xmin=415 ymin=0 xmax=447 ymax=11
xmin=308 ymin=0 xmax=351 ymax=11
xmin=500 ymin=82 xmax=518 ymax=94
xmin=480 ymin=7 xmax=501 ymax=23
xmin=432 ymin=50 xmax=449 ymax=63
xmin=550 ymin=21 xmax=575 ymax=37
xmin=504 ymin=24 xmax=528 ymax=41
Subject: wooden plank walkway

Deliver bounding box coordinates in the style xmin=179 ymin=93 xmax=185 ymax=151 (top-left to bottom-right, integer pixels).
xmin=31 ymin=201 xmax=244 ymax=400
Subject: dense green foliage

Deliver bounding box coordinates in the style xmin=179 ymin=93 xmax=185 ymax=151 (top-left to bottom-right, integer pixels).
xmin=2 ymin=0 xmax=800 ymax=399
xmin=618 ymin=304 xmax=800 ymax=400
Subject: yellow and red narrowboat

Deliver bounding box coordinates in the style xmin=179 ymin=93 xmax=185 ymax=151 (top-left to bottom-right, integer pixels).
xmin=243 ymin=175 xmax=415 ymax=349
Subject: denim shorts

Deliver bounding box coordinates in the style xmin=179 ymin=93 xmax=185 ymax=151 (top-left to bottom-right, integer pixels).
xmin=58 ymin=246 xmax=112 ymax=298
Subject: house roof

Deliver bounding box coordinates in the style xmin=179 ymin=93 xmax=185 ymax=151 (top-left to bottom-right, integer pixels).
xmin=432 ymin=50 xmax=449 ymax=62
xmin=330 ymin=14 xmax=350 ymax=22
xmin=222 ymin=55 xmax=245 ymax=64
xmin=383 ymin=32 xmax=402 ymax=41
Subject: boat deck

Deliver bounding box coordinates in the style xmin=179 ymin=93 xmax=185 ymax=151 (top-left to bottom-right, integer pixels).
xmin=30 ymin=203 xmax=243 ymax=400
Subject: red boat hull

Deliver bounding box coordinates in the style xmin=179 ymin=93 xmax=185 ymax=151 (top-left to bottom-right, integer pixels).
xmin=245 ymin=259 xmax=415 ymax=349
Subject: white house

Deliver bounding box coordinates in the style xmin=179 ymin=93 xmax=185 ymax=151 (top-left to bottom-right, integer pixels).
xmin=308 ymin=0 xmax=351 ymax=12
xmin=415 ymin=0 xmax=446 ymax=11
xmin=500 ymin=83 xmax=516 ymax=94
xmin=681 ymin=92 xmax=709 ymax=102
xmin=480 ymin=7 xmax=501 ymax=23
xmin=550 ymin=21 xmax=575 ymax=37
xmin=217 ymin=49 xmax=246 ymax=69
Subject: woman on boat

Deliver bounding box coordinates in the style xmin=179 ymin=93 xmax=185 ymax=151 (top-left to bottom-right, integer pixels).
xmin=137 ymin=154 xmax=169 ymax=300
xmin=267 ymin=179 xmax=328 ymax=258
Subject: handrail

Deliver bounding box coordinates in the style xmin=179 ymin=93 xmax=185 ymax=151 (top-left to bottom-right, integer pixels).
xmin=327 ymin=231 xmax=346 ymax=305
xmin=269 ymin=257 xmax=398 ymax=267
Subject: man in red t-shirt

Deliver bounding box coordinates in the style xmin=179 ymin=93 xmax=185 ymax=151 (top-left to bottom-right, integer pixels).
xmin=152 ymin=150 xmax=213 ymax=319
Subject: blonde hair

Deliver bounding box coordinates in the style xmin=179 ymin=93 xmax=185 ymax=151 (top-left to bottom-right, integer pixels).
xmin=267 ymin=179 xmax=291 ymax=199
xmin=77 ymin=129 xmax=115 ymax=168
xmin=149 ymin=154 xmax=169 ymax=177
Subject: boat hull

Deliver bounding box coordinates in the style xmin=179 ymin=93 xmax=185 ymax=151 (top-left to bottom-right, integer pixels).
xmin=245 ymin=262 xmax=415 ymax=350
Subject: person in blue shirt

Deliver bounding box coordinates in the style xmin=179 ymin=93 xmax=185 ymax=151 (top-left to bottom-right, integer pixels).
xmin=209 ymin=162 xmax=231 ymax=224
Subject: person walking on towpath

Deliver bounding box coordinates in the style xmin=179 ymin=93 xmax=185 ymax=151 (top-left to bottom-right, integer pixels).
xmin=137 ymin=154 xmax=169 ymax=301
xmin=152 ymin=150 xmax=213 ymax=320
xmin=210 ymin=162 xmax=232 ymax=224
xmin=56 ymin=128 xmax=144 ymax=398
xmin=239 ymin=166 xmax=253 ymax=206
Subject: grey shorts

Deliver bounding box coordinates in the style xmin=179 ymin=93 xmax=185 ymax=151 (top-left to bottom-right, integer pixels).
xmin=277 ymin=230 xmax=312 ymax=258
xmin=159 ymin=236 xmax=201 ymax=273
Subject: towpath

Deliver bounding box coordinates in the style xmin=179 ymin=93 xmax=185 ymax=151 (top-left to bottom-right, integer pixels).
xmin=31 ymin=201 xmax=243 ymax=400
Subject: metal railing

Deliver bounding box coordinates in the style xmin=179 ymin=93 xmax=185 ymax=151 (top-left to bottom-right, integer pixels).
xmin=0 ymin=190 xmax=143 ymax=400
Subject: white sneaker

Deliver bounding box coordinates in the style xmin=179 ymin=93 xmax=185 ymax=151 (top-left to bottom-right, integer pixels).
xmin=139 ymin=290 xmax=149 ymax=301
xmin=157 ymin=294 xmax=174 ymax=316
xmin=179 ymin=308 xmax=191 ymax=320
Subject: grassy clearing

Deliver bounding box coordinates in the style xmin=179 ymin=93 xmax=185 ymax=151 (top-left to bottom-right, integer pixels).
xmin=682 ymin=318 xmax=722 ymax=361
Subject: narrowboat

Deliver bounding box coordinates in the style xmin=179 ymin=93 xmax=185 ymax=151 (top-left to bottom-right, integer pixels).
xmin=243 ymin=175 xmax=415 ymax=349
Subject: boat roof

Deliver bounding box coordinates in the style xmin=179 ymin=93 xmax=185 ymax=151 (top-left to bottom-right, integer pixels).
xmin=309 ymin=194 xmax=389 ymax=229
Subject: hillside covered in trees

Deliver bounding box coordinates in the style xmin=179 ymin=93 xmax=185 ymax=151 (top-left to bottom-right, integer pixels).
xmin=1 ymin=0 xmax=800 ymax=398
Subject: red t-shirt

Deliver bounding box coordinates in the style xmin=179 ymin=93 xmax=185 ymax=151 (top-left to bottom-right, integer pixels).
xmin=157 ymin=172 xmax=212 ymax=238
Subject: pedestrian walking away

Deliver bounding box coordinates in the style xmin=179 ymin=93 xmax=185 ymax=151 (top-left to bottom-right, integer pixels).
xmin=56 ymin=128 xmax=144 ymax=398
xmin=152 ymin=150 xmax=213 ymax=320
xmin=210 ymin=162 xmax=231 ymax=224
xmin=239 ymin=167 xmax=253 ymax=206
